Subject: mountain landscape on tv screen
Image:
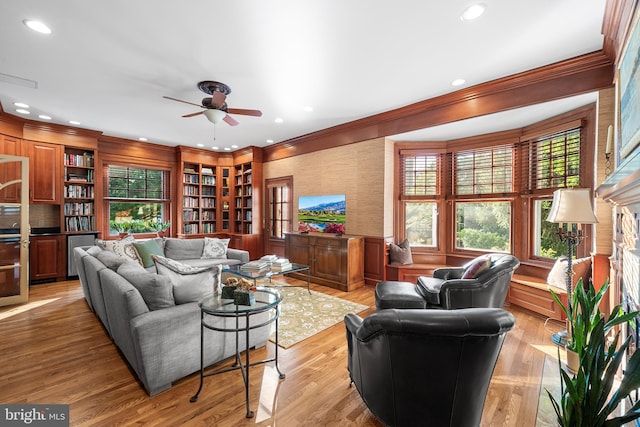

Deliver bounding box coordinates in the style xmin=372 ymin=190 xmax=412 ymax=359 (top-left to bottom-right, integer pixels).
xmin=303 ymin=200 xmax=345 ymax=214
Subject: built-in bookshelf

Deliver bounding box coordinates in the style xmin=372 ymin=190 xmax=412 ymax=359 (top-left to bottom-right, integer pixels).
xmin=234 ymin=162 xmax=253 ymax=234
xmin=63 ymin=148 xmax=95 ymax=232
xmin=220 ymin=167 xmax=231 ymax=231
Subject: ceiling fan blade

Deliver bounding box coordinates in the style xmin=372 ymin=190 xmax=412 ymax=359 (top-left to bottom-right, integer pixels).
xmin=163 ymin=96 xmax=203 ymax=108
xmin=211 ymin=91 xmax=227 ymax=108
xmin=182 ymin=111 xmax=205 ymax=118
xmin=226 ymin=108 xmax=262 ymax=117
xmin=223 ymin=115 xmax=239 ymax=126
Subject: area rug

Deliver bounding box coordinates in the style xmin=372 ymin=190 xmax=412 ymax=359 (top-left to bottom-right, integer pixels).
xmin=266 ymin=284 xmax=368 ymax=349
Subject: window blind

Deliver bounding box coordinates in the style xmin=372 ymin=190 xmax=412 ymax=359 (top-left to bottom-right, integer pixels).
xmin=452 ymin=144 xmax=513 ymax=195
xmin=518 ymin=127 xmax=581 ymax=192
xmin=105 ymin=165 xmax=170 ymax=201
xmin=400 ymin=154 xmax=439 ymax=197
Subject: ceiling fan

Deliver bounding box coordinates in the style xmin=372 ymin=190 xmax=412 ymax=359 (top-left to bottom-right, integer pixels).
xmin=163 ymin=81 xmax=262 ymax=126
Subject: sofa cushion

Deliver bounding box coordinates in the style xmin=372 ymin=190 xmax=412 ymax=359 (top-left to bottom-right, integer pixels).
xmin=462 ymin=256 xmax=492 ymax=279
xmin=133 ymin=239 xmax=165 ymax=268
xmin=547 ymin=256 xmax=591 ymax=288
xmin=153 ymin=255 xmax=214 ymax=304
xmin=389 ymin=239 xmax=413 ymax=265
xmin=117 ymin=262 xmax=175 ymax=311
xmin=95 ymin=249 xmax=133 ymax=271
xmin=96 ymin=235 xmax=141 ymax=265
xmin=201 ymin=237 xmax=230 ymax=259
xmin=163 ymin=238 xmax=204 ymax=260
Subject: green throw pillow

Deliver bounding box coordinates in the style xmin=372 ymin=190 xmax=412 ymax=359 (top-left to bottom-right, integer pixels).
xmin=133 ymin=239 xmax=165 ymax=268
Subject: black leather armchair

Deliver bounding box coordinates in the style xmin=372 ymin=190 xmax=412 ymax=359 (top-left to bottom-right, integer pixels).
xmin=345 ymin=308 xmax=515 ymax=427
xmin=418 ymin=254 xmax=520 ymax=309
xmin=376 ymin=254 xmax=520 ymax=310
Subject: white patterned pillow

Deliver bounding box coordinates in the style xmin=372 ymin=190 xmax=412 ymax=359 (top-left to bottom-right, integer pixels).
xmin=96 ymin=235 xmax=141 ymax=265
xmin=201 ymin=237 xmax=229 ymax=259
xmin=153 ymin=255 xmax=215 ymax=304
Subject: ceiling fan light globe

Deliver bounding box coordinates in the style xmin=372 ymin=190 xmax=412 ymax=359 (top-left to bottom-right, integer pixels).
xmin=203 ymin=109 xmax=227 ymax=124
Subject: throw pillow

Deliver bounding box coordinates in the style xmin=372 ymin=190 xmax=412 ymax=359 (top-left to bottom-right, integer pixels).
xmin=547 ymin=256 xmax=592 ymax=288
xmin=153 ymin=255 xmax=215 ymax=304
xmin=95 ymin=249 xmax=133 ymax=271
xmin=461 ymin=256 xmax=492 ymax=279
xmin=117 ymin=262 xmax=175 ymax=311
xmin=389 ymin=239 xmax=413 ymax=265
xmin=201 ymin=237 xmax=230 ymax=259
xmin=133 ymin=239 xmax=165 ymax=268
xmin=96 ymin=235 xmax=142 ymax=265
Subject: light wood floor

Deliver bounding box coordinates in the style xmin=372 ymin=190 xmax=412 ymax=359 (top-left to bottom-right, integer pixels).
xmin=0 ymin=277 xmax=559 ymax=426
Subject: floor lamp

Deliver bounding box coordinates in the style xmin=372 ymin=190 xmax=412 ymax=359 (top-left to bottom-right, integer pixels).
xmin=546 ymin=188 xmax=599 ymax=346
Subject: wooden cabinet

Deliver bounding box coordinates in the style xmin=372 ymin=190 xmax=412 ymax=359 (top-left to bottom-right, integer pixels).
xmin=23 ymin=140 xmax=62 ymax=204
xmin=63 ymin=148 xmax=96 ymax=232
xmin=0 ymin=135 xmax=22 ymax=203
xmin=29 ymin=235 xmax=66 ymax=283
xmin=176 ymin=147 xmax=262 ymax=245
xmin=285 ymin=232 xmax=364 ymax=291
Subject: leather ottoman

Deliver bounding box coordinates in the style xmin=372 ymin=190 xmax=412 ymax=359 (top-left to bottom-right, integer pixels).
xmin=375 ymin=281 xmax=427 ymax=310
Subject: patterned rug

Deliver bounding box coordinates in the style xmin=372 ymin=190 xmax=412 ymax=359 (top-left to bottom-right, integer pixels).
xmin=266 ymin=284 xmax=369 ymax=349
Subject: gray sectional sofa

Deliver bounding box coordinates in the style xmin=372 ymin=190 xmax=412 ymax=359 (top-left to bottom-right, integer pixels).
xmin=73 ymin=237 xmax=270 ymax=396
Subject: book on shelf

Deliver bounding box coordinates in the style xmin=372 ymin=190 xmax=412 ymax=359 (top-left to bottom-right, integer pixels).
xmin=201 ymin=167 xmax=214 ymax=175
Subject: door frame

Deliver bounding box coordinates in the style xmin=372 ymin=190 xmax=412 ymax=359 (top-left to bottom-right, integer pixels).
xmin=0 ymin=154 xmax=29 ymax=306
xmin=263 ymin=176 xmax=293 ymax=257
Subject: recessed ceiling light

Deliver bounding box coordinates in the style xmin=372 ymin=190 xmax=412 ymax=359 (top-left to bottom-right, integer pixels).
xmin=23 ymin=19 xmax=52 ymax=34
xmin=69 ymin=120 xmax=81 ymax=125
xmin=14 ymin=102 xmax=29 ymax=108
xmin=197 ymin=143 xmax=204 ymax=147
xmin=274 ymin=117 xmax=284 ymax=124
xmin=451 ymin=78 xmax=466 ymax=86
xmin=223 ymin=147 xmax=231 ymax=151
xmin=16 ymin=109 xmax=30 ymax=115
xmin=138 ymin=137 xmax=148 ymax=142
xmin=231 ymin=145 xmax=238 ymax=149
xmin=460 ymin=3 xmax=486 ymax=21
xmin=266 ymin=139 xmax=274 ymax=143
xmin=38 ymin=114 xmax=52 ymax=120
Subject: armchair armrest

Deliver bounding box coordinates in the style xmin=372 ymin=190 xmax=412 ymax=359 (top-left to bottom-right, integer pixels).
xmin=344 ymin=313 xmax=364 ymax=335
xmin=433 ymin=267 xmax=465 ymax=280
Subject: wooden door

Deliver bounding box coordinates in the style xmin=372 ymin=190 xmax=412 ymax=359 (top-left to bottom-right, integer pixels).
xmin=0 ymin=155 xmax=29 ymax=306
xmin=264 ymin=176 xmax=293 ymax=257
xmin=24 ymin=140 xmax=61 ymax=204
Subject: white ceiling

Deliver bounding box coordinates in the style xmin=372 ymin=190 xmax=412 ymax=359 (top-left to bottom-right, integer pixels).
xmin=0 ymin=0 xmax=607 ymax=151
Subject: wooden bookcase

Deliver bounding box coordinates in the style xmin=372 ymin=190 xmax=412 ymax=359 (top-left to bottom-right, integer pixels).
xmin=62 ymin=148 xmax=96 ymax=232
xmin=176 ymin=146 xmax=262 ymax=253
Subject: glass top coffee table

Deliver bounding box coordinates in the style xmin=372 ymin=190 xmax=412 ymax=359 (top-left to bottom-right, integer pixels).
xmin=223 ymin=262 xmax=311 ymax=294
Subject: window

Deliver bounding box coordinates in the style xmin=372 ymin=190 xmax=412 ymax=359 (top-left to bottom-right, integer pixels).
xmin=106 ymin=165 xmax=170 ymax=235
xmin=454 ymin=145 xmax=513 ymax=195
xmin=399 ymin=153 xmax=440 ymax=246
xmin=455 ymin=201 xmax=511 ymax=252
xmin=533 ymin=198 xmax=566 ymax=258
xmin=405 ymin=202 xmax=437 ymax=246
xmin=394 ymin=111 xmax=591 ymax=261
xmin=522 ymin=127 xmax=582 ymax=192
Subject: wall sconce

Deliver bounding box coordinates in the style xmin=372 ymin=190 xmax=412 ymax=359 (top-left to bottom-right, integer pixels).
xmin=605 ymin=124 xmax=613 ymax=176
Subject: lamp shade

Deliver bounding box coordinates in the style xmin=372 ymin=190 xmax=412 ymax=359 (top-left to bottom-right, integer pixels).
xmin=546 ymin=188 xmax=599 ymax=224
xmin=203 ymin=109 xmax=227 ymax=124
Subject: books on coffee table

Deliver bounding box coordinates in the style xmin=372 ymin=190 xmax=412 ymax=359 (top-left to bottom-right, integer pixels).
xmin=240 ymin=260 xmax=269 ymax=271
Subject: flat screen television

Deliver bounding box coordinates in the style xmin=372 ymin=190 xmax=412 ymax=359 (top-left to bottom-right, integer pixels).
xmin=298 ymin=194 xmax=346 ymax=233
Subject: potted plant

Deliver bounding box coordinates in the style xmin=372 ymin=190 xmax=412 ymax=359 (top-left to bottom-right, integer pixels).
xmin=109 ymin=220 xmax=132 ymax=238
xmin=548 ymin=279 xmax=640 ymax=426
xmin=146 ymin=220 xmax=171 ymax=237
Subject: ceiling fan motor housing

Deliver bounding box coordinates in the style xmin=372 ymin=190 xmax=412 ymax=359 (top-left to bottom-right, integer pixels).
xmin=197 ymin=80 xmax=231 ymax=96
